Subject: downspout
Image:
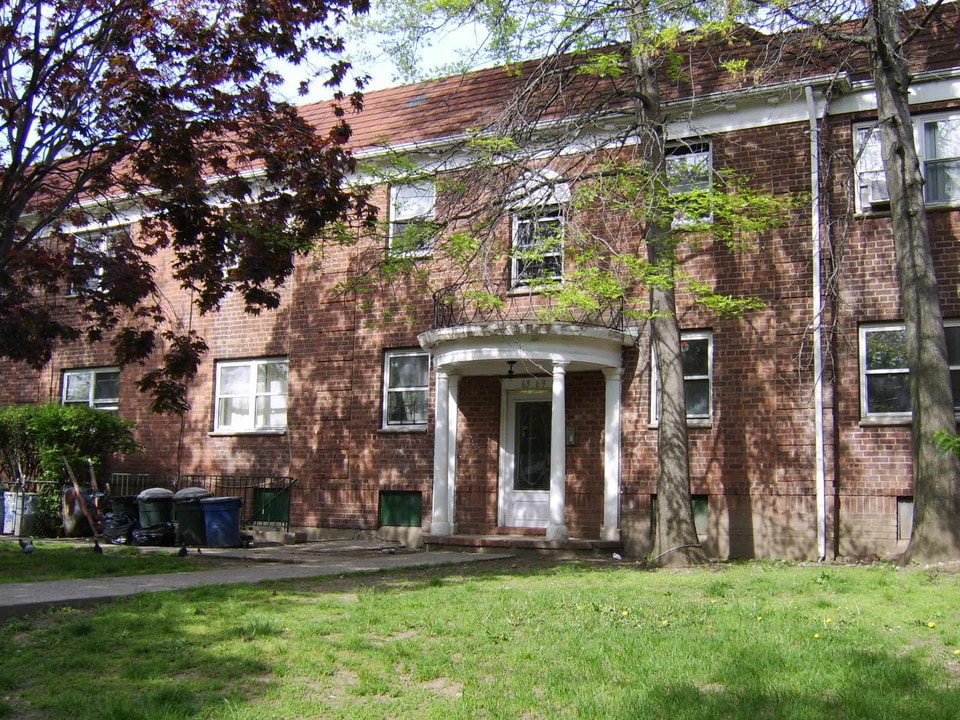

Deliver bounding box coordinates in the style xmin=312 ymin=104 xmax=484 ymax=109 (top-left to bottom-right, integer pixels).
xmin=806 ymin=85 xmax=827 ymax=562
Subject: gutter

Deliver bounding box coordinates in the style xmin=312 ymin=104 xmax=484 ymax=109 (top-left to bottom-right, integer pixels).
xmin=806 ymin=84 xmax=828 ymax=562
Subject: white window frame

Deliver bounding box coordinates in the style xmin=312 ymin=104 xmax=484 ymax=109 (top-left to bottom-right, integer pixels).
xmin=667 ymin=140 xmax=713 ymax=227
xmin=68 ymin=225 xmax=129 ymax=296
xmin=61 ymin=367 xmax=121 ymax=413
xmin=511 ymin=205 xmax=565 ymax=288
xmin=855 ymin=112 xmax=960 ymax=212
xmin=389 ymin=181 xmax=436 ymax=256
xmin=382 ymin=349 xmax=430 ymax=430
xmin=859 ymin=321 xmax=960 ymax=423
xmin=213 ymin=357 xmax=288 ymax=433
xmin=650 ymin=330 xmax=714 ymax=426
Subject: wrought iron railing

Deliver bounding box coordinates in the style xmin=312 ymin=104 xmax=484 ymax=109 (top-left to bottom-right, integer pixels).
xmin=107 ymin=473 xmax=298 ymax=531
xmin=433 ymin=285 xmax=625 ymax=331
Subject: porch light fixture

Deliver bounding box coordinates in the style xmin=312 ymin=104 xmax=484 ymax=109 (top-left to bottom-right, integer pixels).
xmin=507 ymin=360 xmax=516 ymax=377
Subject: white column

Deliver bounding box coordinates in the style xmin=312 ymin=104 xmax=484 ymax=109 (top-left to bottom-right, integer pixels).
xmin=431 ymin=369 xmax=452 ymax=535
xmin=547 ymin=361 xmax=569 ymax=541
xmin=447 ymin=374 xmax=460 ymax=534
xmin=601 ymin=367 xmax=622 ymax=541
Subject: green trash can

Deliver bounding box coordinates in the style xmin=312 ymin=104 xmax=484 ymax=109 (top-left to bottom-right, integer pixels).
xmin=136 ymin=488 xmax=174 ymax=527
xmin=173 ymin=487 xmax=212 ymax=546
xmin=109 ymin=495 xmax=138 ymax=520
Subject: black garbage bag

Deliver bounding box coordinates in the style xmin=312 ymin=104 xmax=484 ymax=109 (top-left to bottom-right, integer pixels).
xmin=101 ymin=512 xmax=138 ymax=545
xmin=131 ymin=521 xmax=177 ymax=547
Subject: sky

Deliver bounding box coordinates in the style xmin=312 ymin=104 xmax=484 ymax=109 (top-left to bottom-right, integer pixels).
xmin=276 ymin=18 xmax=486 ymax=104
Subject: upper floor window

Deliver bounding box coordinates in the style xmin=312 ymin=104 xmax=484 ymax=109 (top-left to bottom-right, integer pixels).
xmin=667 ymin=141 xmax=713 ymax=227
xmin=859 ymin=322 xmax=960 ymax=422
xmin=214 ymin=357 xmax=288 ymax=432
xmin=68 ymin=225 xmax=129 ymax=295
xmin=511 ymin=205 xmax=564 ymax=287
xmin=509 ymin=169 xmax=570 ymax=289
xmin=651 ymin=330 xmax=713 ymax=426
xmin=62 ymin=367 xmax=120 ymax=414
xmin=382 ymin=349 xmax=430 ymax=429
xmin=389 ymin=181 xmax=436 ymax=255
xmin=855 ymin=113 xmax=960 ymax=211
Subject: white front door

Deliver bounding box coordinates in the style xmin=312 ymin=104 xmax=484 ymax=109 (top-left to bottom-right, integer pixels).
xmin=499 ymin=390 xmax=552 ymax=528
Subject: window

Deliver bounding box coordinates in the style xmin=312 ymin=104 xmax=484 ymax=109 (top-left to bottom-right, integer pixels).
xmin=62 ymin=367 xmax=120 ymax=413
xmin=651 ymin=331 xmax=713 ymax=425
xmin=511 ymin=205 xmax=564 ymax=287
xmin=650 ymin=494 xmax=708 ymax=537
xmin=214 ymin=358 xmax=288 ymax=432
xmin=859 ymin=322 xmax=960 ymax=421
xmin=855 ymin=113 xmax=960 ymax=210
xmin=897 ymin=496 xmax=914 ymax=542
xmin=389 ymin=181 xmax=436 ymax=255
xmin=508 ymin=169 xmax=570 ymax=289
xmin=68 ymin=226 xmax=128 ymax=295
xmin=667 ymin=141 xmax=713 ymax=226
xmin=383 ymin=350 xmax=430 ymax=428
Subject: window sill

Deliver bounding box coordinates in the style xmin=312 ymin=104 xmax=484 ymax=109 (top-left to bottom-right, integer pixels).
xmin=379 ymin=425 xmax=429 ymax=434
xmin=388 ymin=248 xmax=433 ymax=259
xmin=648 ymin=420 xmax=713 ymax=429
xmin=858 ymin=416 xmax=911 ymax=427
xmin=856 ymin=200 xmax=960 ymax=218
xmin=508 ymin=281 xmax=562 ymax=295
xmin=208 ymin=428 xmax=287 ymax=437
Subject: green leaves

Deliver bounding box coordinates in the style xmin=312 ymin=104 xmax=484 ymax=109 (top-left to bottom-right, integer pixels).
xmin=0 ymin=404 xmax=141 ymax=488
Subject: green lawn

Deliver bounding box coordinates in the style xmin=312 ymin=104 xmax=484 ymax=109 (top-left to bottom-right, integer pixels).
xmin=0 ymin=539 xmax=204 ymax=583
xmin=1 ymin=559 xmax=958 ymax=719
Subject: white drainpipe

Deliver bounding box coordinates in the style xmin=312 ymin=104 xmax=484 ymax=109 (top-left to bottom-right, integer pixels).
xmin=806 ymin=85 xmax=827 ymax=562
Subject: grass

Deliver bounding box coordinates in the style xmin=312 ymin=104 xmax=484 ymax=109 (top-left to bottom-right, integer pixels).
xmin=1 ymin=558 xmax=959 ymax=719
xmin=0 ymin=539 xmax=204 ymax=583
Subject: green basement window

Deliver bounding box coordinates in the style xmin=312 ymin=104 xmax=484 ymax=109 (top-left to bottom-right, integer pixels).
xmin=379 ymin=491 xmax=423 ymax=527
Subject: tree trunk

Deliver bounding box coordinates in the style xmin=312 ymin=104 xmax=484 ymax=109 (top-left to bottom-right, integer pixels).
xmin=870 ymin=0 xmax=960 ymax=563
xmin=628 ymin=0 xmax=706 ymax=567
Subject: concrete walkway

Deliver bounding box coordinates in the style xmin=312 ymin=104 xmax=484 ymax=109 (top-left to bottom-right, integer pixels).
xmin=0 ymin=540 xmax=513 ymax=620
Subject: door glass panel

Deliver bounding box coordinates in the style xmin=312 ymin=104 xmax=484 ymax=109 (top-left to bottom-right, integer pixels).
xmin=514 ymin=401 xmax=551 ymax=491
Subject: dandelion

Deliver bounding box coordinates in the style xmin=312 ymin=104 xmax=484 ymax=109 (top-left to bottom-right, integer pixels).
xmin=660 ymin=620 xmax=670 ymax=626
xmin=825 ymin=618 xmax=833 ymax=624
xmin=757 ymin=616 xmax=764 ymax=622
xmin=622 ymin=610 xmax=629 ymax=617
xmin=928 ymin=622 xmax=937 ymax=629
xmin=814 ymin=633 xmax=821 ymax=639
xmin=953 ymin=649 xmax=960 ymax=656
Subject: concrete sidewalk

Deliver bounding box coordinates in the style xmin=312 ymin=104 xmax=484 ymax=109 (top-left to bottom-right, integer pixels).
xmin=0 ymin=541 xmax=513 ymax=620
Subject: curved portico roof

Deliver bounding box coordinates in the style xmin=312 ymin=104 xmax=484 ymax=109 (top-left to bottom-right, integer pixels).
xmin=418 ymin=322 xmax=637 ymax=376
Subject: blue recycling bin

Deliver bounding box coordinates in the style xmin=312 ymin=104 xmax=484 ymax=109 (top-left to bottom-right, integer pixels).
xmin=200 ymin=496 xmax=243 ymax=547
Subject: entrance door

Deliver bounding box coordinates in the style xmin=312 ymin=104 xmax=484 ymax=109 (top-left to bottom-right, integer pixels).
xmin=500 ymin=391 xmax=552 ymax=528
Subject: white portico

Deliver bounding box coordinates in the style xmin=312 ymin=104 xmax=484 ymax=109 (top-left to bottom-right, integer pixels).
xmin=418 ymin=322 xmax=635 ymax=542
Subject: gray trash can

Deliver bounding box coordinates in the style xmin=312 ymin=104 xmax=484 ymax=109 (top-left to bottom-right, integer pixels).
xmin=136 ymin=488 xmax=174 ymax=527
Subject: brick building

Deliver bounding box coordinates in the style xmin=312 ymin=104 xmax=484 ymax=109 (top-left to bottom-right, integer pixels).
xmin=3 ymin=14 xmax=960 ymax=559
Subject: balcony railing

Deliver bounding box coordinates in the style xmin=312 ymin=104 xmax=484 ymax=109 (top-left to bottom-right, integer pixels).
xmin=433 ymin=285 xmax=625 ymax=332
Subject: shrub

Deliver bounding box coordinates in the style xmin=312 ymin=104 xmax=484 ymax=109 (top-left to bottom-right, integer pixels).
xmin=0 ymin=404 xmax=142 ymax=534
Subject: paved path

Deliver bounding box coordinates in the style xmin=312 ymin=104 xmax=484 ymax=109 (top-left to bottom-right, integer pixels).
xmin=0 ymin=543 xmax=513 ymax=619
